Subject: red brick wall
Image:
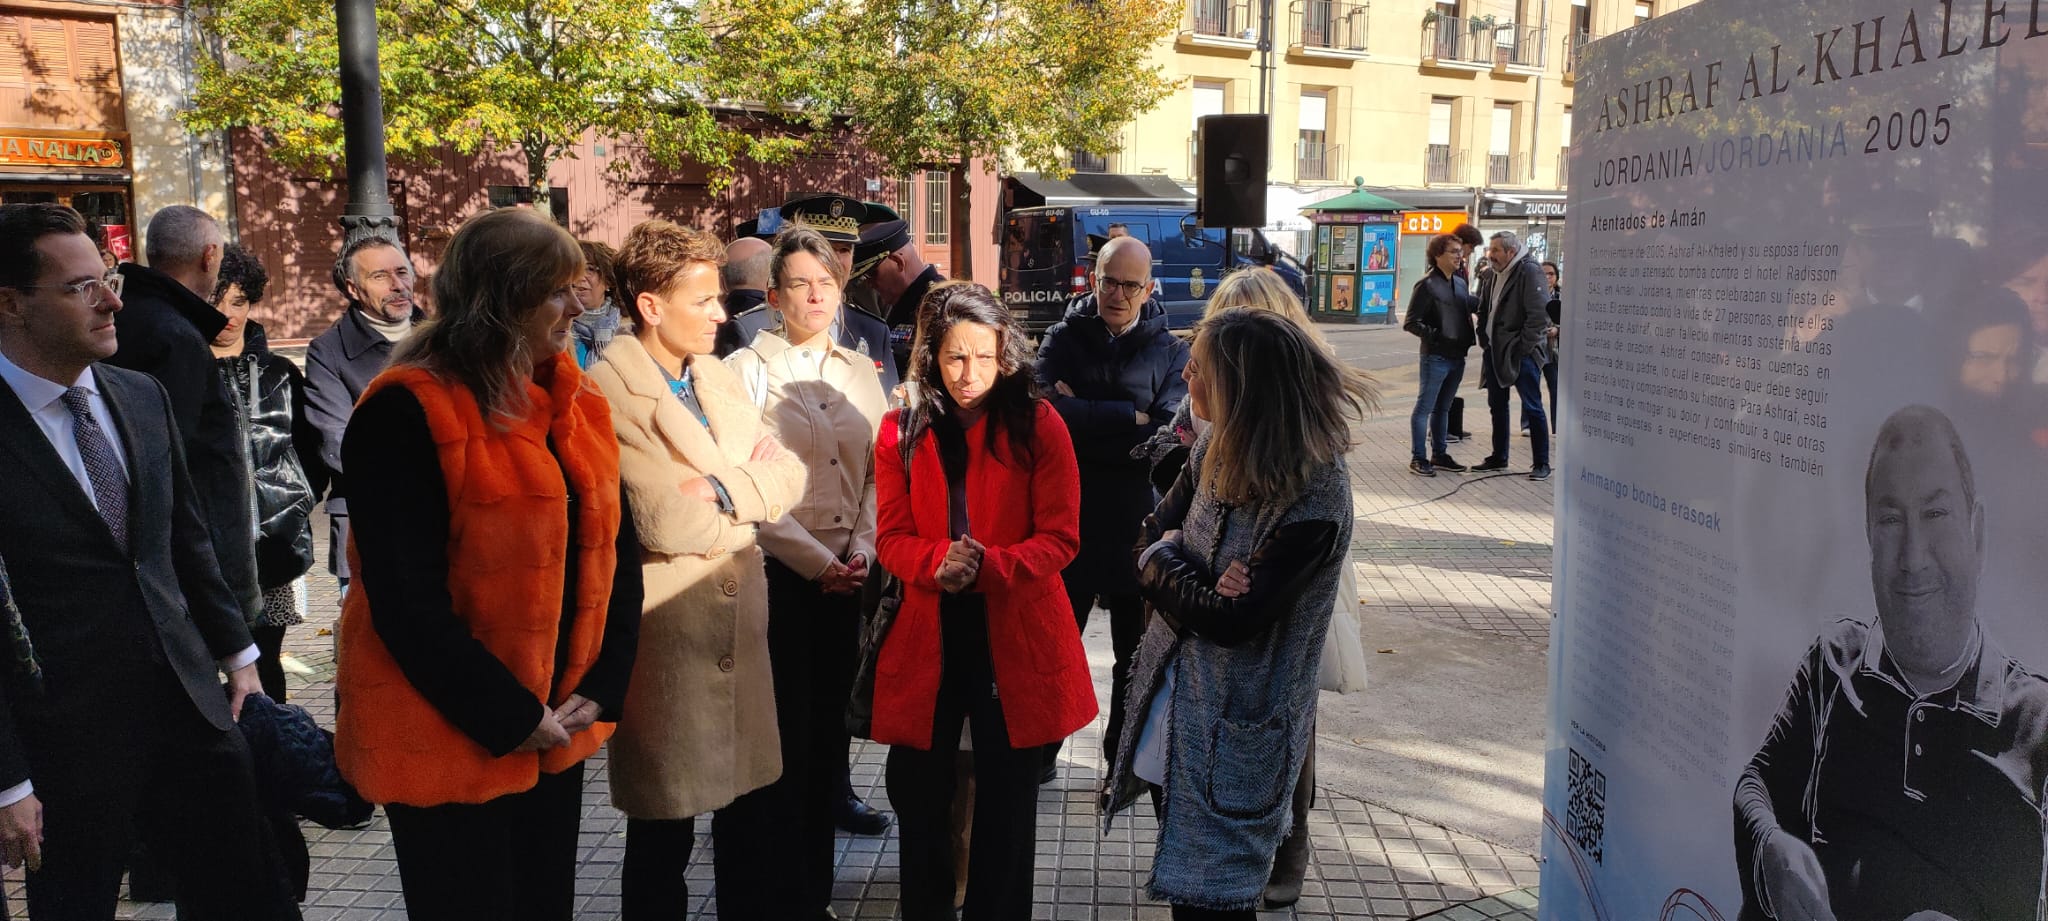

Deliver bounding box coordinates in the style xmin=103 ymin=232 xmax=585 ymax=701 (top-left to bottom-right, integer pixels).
xmin=232 ymin=122 xmax=1000 ymax=342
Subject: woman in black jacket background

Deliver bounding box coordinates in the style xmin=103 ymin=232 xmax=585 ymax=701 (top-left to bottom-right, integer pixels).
xmin=1402 ymin=233 xmax=1477 ymax=477
xmin=208 ymin=242 xmax=324 ymax=901
xmin=210 ymin=243 xmax=322 ymax=701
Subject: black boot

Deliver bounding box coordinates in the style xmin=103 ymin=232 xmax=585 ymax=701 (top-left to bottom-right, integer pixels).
xmin=834 ymin=792 xmax=894 ymax=836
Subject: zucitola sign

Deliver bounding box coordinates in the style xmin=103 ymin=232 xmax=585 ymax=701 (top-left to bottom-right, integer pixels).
xmin=0 ymin=136 xmax=125 ymax=169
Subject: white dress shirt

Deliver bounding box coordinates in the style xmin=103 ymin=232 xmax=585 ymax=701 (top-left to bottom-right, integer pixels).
xmin=0 ymin=350 xmax=258 ymax=808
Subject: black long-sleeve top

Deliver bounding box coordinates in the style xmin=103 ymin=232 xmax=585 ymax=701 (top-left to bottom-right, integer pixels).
xmin=343 ymin=387 xmax=643 ymax=757
xmin=1131 ymin=469 xmax=1339 ymax=647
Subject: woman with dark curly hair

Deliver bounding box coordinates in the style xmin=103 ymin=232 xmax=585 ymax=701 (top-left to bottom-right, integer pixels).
xmin=874 ymin=282 xmax=1094 ymax=920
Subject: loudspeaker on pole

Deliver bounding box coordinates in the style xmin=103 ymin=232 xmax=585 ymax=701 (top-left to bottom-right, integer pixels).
xmin=1197 ymin=114 xmax=1270 ymax=229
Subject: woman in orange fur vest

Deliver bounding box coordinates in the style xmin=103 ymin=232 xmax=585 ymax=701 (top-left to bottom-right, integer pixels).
xmin=333 ymin=208 xmax=642 ymax=920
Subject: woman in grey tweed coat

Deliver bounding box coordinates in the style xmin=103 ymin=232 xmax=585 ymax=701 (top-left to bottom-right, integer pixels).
xmin=1102 ymin=308 xmax=1377 ymax=918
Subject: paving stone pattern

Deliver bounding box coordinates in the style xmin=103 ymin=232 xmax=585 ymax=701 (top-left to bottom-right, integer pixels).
xmin=7 ymin=335 xmax=1550 ymax=919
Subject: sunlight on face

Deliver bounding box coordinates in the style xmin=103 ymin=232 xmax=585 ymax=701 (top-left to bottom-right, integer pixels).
xmin=939 ymin=321 xmax=1001 ymax=411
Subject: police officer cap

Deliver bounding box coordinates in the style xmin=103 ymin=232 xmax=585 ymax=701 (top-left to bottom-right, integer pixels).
xmin=778 ymin=193 xmax=868 ymax=243
xmin=852 ymin=220 xmax=911 ymax=280
xmin=863 ymin=202 xmax=903 ymax=225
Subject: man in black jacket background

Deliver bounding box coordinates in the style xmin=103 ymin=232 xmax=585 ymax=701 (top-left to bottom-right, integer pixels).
xmin=108 ymin=205 xmax=261 ymax=623
xmin=1034 ymin=236 xmax=1189 ymax=780
xmin=1473 ymin=230 xmax=1554 ymax=481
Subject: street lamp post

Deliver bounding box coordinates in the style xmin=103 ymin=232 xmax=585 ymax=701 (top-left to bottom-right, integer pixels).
xmin=337 ymin=0 xmax=398 ymax=244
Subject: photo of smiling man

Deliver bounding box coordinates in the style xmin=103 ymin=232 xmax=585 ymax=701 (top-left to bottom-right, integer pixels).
xmin=1732 ymin=404 xmax=2048 ymax=921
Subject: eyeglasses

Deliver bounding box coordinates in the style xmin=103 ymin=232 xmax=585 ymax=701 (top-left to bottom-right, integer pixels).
xmin=1097 ymin=275 xmax=1148 ymax=297
xmin=16 ymin=272 xmax=123 ymax=306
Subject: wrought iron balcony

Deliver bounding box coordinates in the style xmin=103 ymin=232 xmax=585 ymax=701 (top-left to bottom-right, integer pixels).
xmin=1298 ymin=140 xmax=1341 ymax=182
xmin=1421 ymin=14 xmax=1546 ymax=69
xmin=1291 ymin=0 xmax=1369 ymax=53
xmin=1426 ymin=143 xmax=1464 ymax=185
xmin=1191 ymin=0 xmax=1256 ymax=40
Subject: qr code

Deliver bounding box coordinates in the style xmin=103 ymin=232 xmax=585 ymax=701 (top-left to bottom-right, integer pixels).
xmin=1565 ymin=748 xmax=1606 ymax=864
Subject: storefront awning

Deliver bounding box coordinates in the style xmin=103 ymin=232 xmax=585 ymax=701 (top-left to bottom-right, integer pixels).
xmin=1003 ymin=172 xmax=1196 ymax=209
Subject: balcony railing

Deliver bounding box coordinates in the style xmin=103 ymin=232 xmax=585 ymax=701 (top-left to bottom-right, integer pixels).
xmin=1191 ymin=0 xmax=1256 ymax=40
xmin=1421 ymin=14 xmax=1546 ymax=68
xmin=1290 ymin=0 xmax=1369 ymax=52
xmin=1497 ymin=20 xmax=1546 ymax=68
xmin=1562 ymin=29 xmax=1592 ymax=78
xmin=1298 ymin=140 xmax=1341 ymax=181
xmin=1487 ymin=153 xmax=1512 ymax=185
xmin=1071 ymin=149 xmax=1110 ymax=173
xmin=1426 ymin=144 xmax=1464 ymax=185
xmin=1557 ymin=149 xmax=1570 ymax=188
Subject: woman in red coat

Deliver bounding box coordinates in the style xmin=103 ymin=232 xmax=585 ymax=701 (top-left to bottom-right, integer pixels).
xmin=874 ymin=282 xmax=1094 ymax=920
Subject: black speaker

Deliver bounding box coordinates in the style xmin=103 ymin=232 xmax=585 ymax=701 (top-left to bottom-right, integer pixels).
xmin=1197 ymin=114 xmax=1269 ymax=229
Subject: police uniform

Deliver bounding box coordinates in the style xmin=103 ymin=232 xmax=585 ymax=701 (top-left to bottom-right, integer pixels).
xmin=849 ymin=219 xmax=946 ymax=384
xmin=729 ymin=194 xmax=902 ymax=397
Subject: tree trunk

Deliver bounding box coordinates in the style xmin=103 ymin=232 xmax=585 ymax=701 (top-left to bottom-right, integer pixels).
xmin=949 ymin=156 xmax=973 ymax=282
xmin=528 ymin=146 xmax=553 ymax=223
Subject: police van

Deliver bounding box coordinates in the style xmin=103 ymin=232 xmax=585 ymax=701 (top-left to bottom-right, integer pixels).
xmin=998 ymin=205 xmax=1306 ymax=336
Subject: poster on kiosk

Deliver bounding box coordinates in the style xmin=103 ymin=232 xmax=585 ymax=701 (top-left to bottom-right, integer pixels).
xmin=1544 ymin=0 xmax=2048 ymax=919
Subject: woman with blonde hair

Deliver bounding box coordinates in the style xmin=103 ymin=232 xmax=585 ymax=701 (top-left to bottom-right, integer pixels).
xmin=1104 ymin=308 xmax=1373 ymax=920
xmin=725 ymin=225 xmax=891 ymax=916
xmin=335 ymin=207 xmax=641 ymax=919
xmin=584 ymin=220 xmax=808 ymax=920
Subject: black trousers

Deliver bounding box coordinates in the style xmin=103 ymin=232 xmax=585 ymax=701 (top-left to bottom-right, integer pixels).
xmin=1048 ymin=582 xmax=1143 ymax=770
xmin=383 ymin=761 xmax=584 ymax=921
xmin=251 ymin=621 xmax=288 ymax=702
xmin=17 ymin=665 xmax=298 ymax=921
xmin=888 ymin=674 xmax=1039 ymax=920
xmin=659 ymin=557 xmax=855 ymax=919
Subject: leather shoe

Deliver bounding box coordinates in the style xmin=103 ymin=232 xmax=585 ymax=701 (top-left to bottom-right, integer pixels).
xmin=834 ymin=793 xmax=894 ymax=835
xmin=1472 ymin=456 xmax=1510 ymax=472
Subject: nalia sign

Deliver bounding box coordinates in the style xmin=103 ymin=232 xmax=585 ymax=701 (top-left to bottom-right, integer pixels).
xmin=0 ymin=135 xmax=126 ymax=170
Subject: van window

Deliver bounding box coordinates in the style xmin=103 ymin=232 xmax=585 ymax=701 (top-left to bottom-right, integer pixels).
xmin=1003 ymin=212 xmax=1073 ymax=273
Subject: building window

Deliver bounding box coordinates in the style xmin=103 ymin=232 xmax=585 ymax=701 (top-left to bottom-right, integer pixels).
xmin=896 ymin=176 xmax=916 ymax=230
xmin=1489 ymin=103 xmax=1515 ymax=185
xmin=1635 ymin=1 xmax=1652 ymax=25
xmin=923 ymin=171 xmax=948 ymax=246
xmin=1071 ymin=149 xmax=1110 ymax=173
xmin=1427 ymin=97 xmax=1456 ymax=184
xmin=1298 ymin=90 xmax=1330 ymax=181
xmin=487 ymin=185 xmax=569 ymax=225
xmin=1559 ymin=106 xmax=1573 ymax=187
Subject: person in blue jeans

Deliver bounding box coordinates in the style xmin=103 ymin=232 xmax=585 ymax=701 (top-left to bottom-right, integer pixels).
xmin=1401 ymin=233 xmax=1476 ymax=477
xmin=1473 ymin=230 xmax=1554 ymax=481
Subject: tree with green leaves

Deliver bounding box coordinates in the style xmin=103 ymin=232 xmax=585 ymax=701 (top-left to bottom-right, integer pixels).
xmin=838 ymin=0 xmax=1182 ymax=277
xmin=185 ymin=0 xmax=846 ymax=220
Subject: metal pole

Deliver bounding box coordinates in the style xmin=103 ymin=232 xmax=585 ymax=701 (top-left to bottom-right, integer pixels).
xmin=337 ymin=0 xmax=398 ymax=244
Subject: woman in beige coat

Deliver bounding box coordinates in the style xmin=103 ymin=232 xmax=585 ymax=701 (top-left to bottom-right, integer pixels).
xmin=725 ymin=226 xmax=890 ymax=918
xmin=584 ymin=220 xmax=807 ymax=921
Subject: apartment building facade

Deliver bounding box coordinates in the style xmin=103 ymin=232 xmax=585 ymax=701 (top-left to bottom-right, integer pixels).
xmin=1078 ymin=0 xmax=1702 ymax=259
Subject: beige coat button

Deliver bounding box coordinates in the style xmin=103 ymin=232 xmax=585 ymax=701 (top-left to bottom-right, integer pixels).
xmin=718 ymin=656 xmax=736 ymax=672
xmin=721 ymin=579 xmax=739 ymax=596
xmin=770 ymin=505 xmax=781 ymax=517
xmin=708 ymin=547 xmax=725 ymax=559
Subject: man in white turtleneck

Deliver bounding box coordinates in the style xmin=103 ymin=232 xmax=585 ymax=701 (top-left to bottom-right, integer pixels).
xmin=303 ymin=235 xmax=420 ymax=599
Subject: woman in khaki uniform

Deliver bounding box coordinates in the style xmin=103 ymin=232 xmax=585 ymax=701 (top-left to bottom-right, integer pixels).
xmin=584 ymin=220 xmax=808 ymax=921
xmin=726 ymin=226 xmax=890 ymax=918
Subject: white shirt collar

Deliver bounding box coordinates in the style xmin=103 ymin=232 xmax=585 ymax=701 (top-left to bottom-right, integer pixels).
xmin=0 ymin=346 xmax=95 ymax=415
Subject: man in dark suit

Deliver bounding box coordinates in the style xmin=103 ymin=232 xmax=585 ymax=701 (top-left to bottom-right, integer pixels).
xmin=0 ymin=204 xmax=297 ymax=920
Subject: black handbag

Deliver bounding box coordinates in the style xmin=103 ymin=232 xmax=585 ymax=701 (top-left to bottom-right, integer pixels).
xmin=844 ymin=566 xmax=900 ymax=740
